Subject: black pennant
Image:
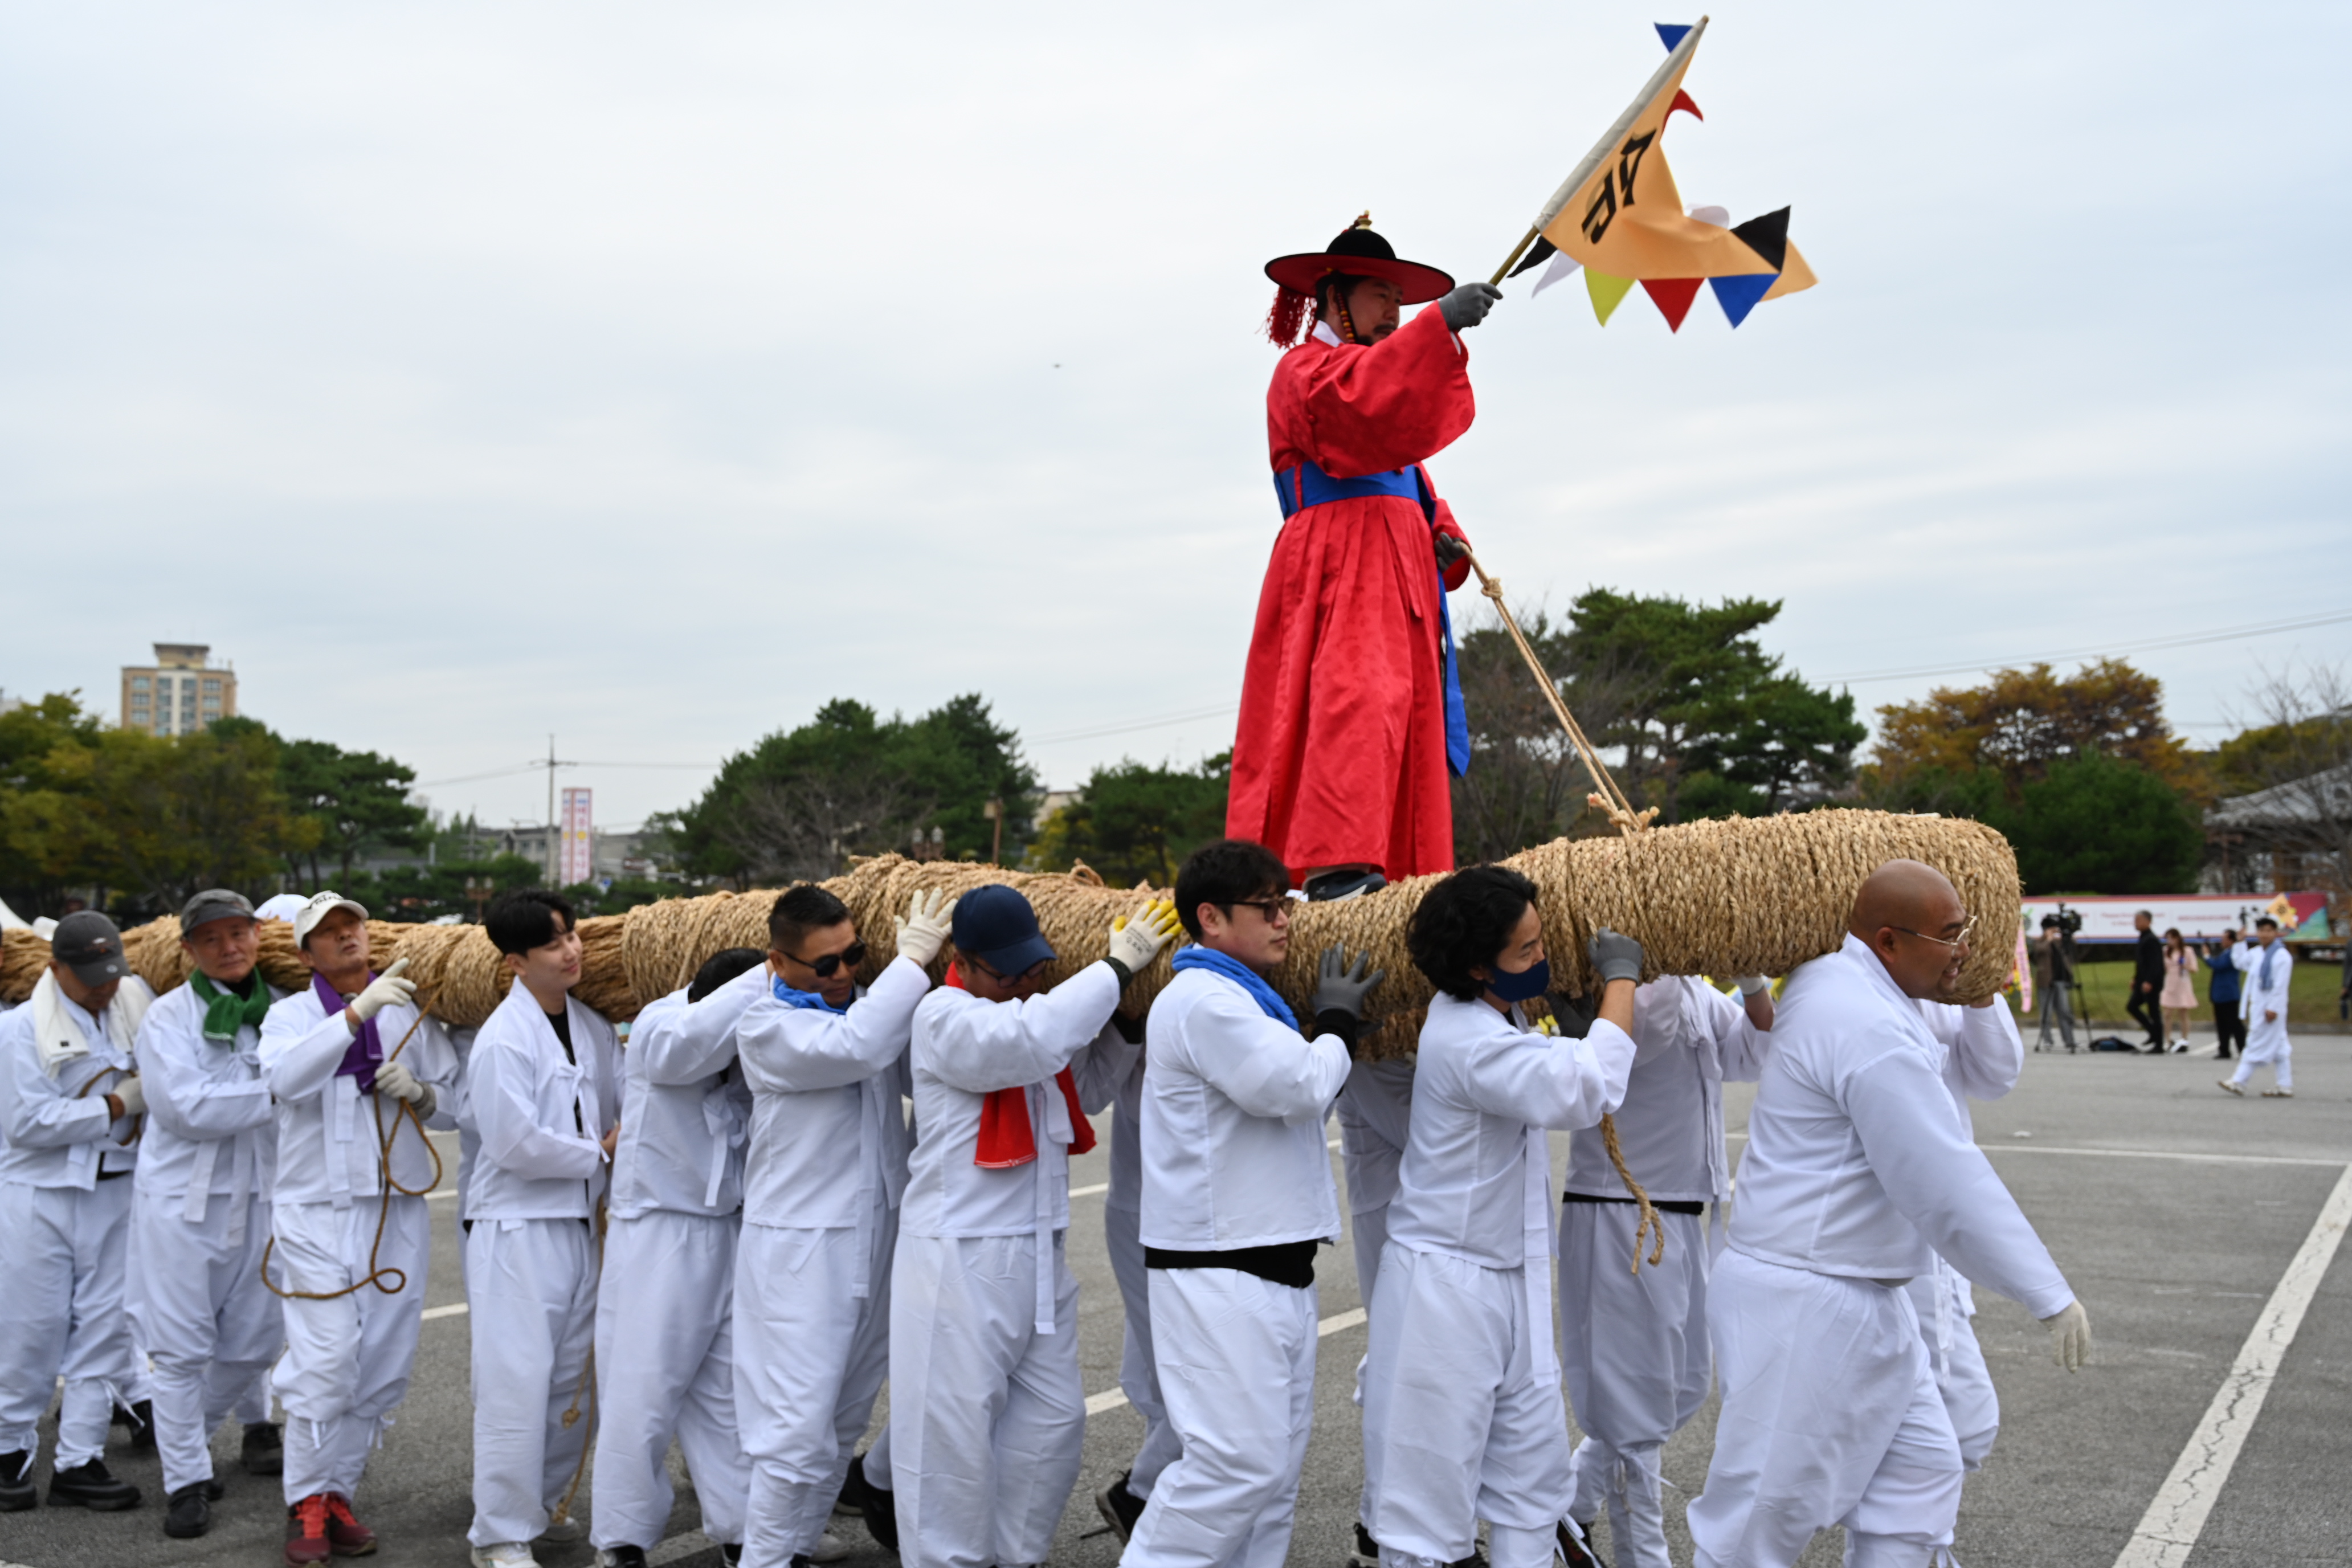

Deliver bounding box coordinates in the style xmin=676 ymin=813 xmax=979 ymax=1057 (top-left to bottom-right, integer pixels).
xmin=1729 ymin=207 xmax=1790 ymax=273
xmin=1507 ymin=235 xmax=1558 ymax=279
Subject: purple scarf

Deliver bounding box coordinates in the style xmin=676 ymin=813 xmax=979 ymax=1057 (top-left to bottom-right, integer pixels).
xmin=313 ymin=970 xmax=381 ymax=1092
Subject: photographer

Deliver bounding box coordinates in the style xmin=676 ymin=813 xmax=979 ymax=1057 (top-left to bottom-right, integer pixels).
xmin=2028 ymin=916 xmax=2079 ymax=1054
xmin=2201 ymin=929 xmax=2248 ymax=1061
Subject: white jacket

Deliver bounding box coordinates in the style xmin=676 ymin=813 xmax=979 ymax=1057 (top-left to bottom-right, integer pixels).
xmin=1727 ymin=934 xmax=2073 ymax=1316
xmin=1916 ymin=998 xmax=2023 ymax=1141
xmin=261 ymin=982 xmax=460 ymax=1208
xmin=131 ymin=979 xmax=282 ymax=1219
xmin=1336 ymin=1057 xmax=1416 ymax=1216
xmin=1137 ymin=965 xmax=1350 ymax=1252
xmin=1564 ymin=977 xmax=1768 ymax=1205
xmin=466 ymin=985 xmax=622 ymax=1223
xmin=612 ymin=984 xmax=757 ymax=1220
xmin=0 ymin=989 xmax=148 ymax=1188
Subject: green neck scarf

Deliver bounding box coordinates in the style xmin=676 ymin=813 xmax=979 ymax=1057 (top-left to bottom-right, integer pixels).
xmin=189 ymin=970 xmax=270 ymax=1046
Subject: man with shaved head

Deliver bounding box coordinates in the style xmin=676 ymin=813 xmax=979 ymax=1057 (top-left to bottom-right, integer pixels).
xmin=1687 ymin=860 xmax=2091 ymax=1568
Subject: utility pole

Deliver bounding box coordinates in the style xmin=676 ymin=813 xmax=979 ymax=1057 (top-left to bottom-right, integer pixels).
xmin=547 ymin=735 xmax=558 ymax=885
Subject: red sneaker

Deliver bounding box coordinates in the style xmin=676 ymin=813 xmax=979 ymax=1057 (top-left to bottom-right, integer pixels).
xmin=285 ymin=1496 xmax=333 ymax=1566
xmin=324 ymin=1493 xmax=379 ymax=1557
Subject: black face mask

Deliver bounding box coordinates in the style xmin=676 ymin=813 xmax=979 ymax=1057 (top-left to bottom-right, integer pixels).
xmin=1486 ymin=957 xmax=1551 ymax=1003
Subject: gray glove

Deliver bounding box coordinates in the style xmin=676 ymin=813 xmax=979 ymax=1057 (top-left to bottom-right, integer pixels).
xmin=374 ymin=1060 xmax=429 ymax=1106
xmin=1588 ymin=926 xmax=1644 ymax=985
xmin=1312 ymin=944 xmax=1386 ymax=1019
xmin=111 ymin=1074 xmax=146 ymax=1120
xmin=1438 ymin=282 xmax=1502 ymax=332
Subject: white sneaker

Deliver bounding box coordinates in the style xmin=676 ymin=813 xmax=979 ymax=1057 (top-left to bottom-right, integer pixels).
xmin=471 ymin=1545 xmax=540 ymax=1568
xmin=810 ymin=1531 xmax=852 ymax=1563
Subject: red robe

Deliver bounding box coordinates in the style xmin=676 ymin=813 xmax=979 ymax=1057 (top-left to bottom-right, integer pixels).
xmin=1225 ymin=305 xmax=1476 ymax=881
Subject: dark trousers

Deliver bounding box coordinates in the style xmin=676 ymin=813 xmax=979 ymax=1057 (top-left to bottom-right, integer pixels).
xmin=2212 ymin=999 xmax=2247 ymax=1058
xmin=2126 ymin=985 xmax=2163 ymax=1044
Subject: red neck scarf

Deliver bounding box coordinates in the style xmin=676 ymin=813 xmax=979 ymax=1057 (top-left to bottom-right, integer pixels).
xmin=945 ymin=963 xmax=1098 ymax=1169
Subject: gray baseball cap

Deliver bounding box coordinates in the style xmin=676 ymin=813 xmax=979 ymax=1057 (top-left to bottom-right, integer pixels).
xmin=181 ymin=888 xmax=258 ymax=936
xmin=51 ymin=911 xmax=128 ymax=987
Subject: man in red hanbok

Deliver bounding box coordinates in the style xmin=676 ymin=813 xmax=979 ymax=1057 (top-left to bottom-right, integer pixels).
xmin=1226 ymin=216 xmax=1501 ymax=901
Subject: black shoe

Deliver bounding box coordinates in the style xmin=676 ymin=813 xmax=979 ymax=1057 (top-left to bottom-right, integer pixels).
xmin=125 ymin=1399 xmax=156 ymax=1455
xmin=165 ymin=1481 xmax=212 ymax=1538
xmin=0 ymin=1451 xmax=33 ymax=1512
xmin=1095 ymin=1471 xmax=1145 ymax=1544
xmin=855 ymin=1452 xmax=899 ymax=1554
xmin=601 ymin=1547 xmax=650 ymax=1568
xmin=1557 ymin=1519 xmax=1611 ymax=1568
xmin=48 ymin=1457 xmax=140 ymax=1510
xmin=1305 ymin=869 xmax=1387 ymax=902
xmin=1349 ymin=1520 xmax=1381 ymax=1568
xmin=242 ymin=1420 xmax=284 ymax=1476
xmin=722 ymin=1547 xmax=741 ymax=1567
xmin=205 ymin=1476 xmax=226 ymax=1500
xmin=790 ymin=1558 xmax=814 ymax=1568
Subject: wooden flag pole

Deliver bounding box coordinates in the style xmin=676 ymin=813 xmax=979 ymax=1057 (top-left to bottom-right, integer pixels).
xmin=1486 ymin=14 xmax=1710 ymax=287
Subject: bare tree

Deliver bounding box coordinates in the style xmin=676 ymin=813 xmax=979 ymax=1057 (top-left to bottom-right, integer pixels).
xmin=2208 ymin=662 xmax=2352 ymax=902
xmin=1449 ymin=604 xmax=1638 ymax=863
xmin=718 ymin=770 xmax=933 ymax=884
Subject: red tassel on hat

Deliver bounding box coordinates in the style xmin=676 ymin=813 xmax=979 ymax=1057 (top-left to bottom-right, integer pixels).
xmin=1265 ymin=285 xmax=1312 ymax=348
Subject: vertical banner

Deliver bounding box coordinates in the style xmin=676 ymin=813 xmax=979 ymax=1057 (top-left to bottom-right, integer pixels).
xmin=560 ymin=787 xmax=594 ymax=888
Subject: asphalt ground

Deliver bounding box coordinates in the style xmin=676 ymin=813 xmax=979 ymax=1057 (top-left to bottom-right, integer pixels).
xmin=3 ymin=1024 xmax=2345 ymax=1568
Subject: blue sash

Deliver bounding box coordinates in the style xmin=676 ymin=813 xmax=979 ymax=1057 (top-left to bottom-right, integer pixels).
xmin=1271 ymin=460 xmax=1471 ymax=776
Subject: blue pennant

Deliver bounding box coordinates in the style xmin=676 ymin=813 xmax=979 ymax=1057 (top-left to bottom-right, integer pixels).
xmin=1655 ymin=22 xmax=1692 ymax=51
xmin=1710 ymin=272 xmax=1777 ymax=328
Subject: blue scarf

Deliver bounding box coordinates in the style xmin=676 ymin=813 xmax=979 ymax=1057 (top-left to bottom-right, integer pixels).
xmin=2259 ymin=943 xmax=2278 ymax=988
xmin=772 ymin=975 xmax=850 ymax=1015
xmin=1173 ymin=946 xmax=1297 ymax=1030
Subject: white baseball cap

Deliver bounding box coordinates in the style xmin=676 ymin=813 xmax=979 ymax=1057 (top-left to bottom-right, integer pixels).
xmin=255 ymin=893 xmax=312 ymax=922
xmin=292 ymin=891 xmax=370 ymax=949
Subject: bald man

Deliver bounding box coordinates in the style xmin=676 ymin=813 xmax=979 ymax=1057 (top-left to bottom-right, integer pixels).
xmin=1687 ymin=861 xmax=2091 ymax=1568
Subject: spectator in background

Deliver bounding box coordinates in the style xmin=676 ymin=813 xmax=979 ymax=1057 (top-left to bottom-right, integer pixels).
xmin=2203 ymin=930 xmax=2247 ymax=1061
xmin=2158 ymin=929 xmax=2197 ymax=1053
xmin=2028 ymin=917 xmax=2078 ymax=1054
xmin=2128 ymin=911 xmax=2166 ymax=1052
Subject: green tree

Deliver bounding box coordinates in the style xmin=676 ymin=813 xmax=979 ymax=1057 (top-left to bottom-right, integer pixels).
xmin=61 ymin=724 xmax=294 ymax=913
xmin=276 ymin=737 xmax=430 ymax=885
xmin=1988 ymin=750 xmax=2202 ymax=894
xmin=350 ymin=853 xmax=550 ymax=924
xmin=0 ymin=693 xmax=108 ymax=915
xmin=1026 ymin=756 xmax=1230 ymax=886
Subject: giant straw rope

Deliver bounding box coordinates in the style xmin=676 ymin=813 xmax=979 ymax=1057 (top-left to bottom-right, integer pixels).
xmin=1 ymin=808 xmax=2020 ymax=1050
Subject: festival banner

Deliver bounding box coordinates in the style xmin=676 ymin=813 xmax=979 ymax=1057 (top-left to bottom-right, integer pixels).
xmin=2016 ymin=892 xmax=2336 ymax=946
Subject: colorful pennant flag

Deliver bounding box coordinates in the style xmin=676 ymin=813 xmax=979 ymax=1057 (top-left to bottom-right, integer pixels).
xmin=1502 ymin=19 xmax=1815 ymax=332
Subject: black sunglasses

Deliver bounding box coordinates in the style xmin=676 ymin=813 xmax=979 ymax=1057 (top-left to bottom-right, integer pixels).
xmin=785 ymin=940 xmax=868 ymax=978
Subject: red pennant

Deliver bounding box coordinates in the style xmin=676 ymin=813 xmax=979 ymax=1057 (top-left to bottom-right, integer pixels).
xmin=1669 ymin=88 xmax=1703 ymax=122
xmin=1642 ymin=277 xmax=1704 ymax=332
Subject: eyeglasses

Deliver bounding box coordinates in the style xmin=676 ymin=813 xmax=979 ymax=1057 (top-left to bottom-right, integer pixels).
xmin=1223 ymin=898 xmax=1293 ymax=925
xmin=966 ymin=953 xmax=1050 ymax=985
xmin=783 ymin=941 xmax=868 ymax=978
xmin=1890 ymin=916 xmax=1976 ymax=952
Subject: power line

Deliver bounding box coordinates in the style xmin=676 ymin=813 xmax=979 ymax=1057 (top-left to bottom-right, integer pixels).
xmin=1028 ymin=703 xmax=1239 ymax=746
xmin=1817 ymin=609 xmax=2352 ymax=686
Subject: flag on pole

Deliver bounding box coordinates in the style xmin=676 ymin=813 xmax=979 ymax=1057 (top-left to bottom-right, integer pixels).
xmin=1502 ymin=18 xmax=1815 ymax=331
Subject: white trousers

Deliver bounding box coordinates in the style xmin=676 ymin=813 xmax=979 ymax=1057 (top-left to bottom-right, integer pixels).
xmin=465 ymin=1217 xmax=599 ymax=1548
xmin=1349 ymin=1201 xmax=1392 ymax=1524
xmin=1120 ymin=1266 xmax=1318 ymax=1568
xmin=1362 ymin=1244 xmax=1567 ymax=1568
xmin=592 ymin=1210 xmax=749 ymax=1551
xmin=0 ymin=1178 xmax=137 ymax=1468
xmin=1903 ymin=1268 xmax=1998 ymax=1471
xmin=2232 ymin=1020 xmax=2291 ymax=1089
xmin=890 ymin=1231 xmax=1085 ymax=1568
xmin=1688 ymin=1251 xmax=1962 ymax=1568
xmin=1105 ymin=1204 xmax=1178 ymax=1498
xmin=736 ymin=1210 xmax=897 ymax=1568
xmin=271 ymin=1194 xmax=432 ymax=1502
xmin=130 ymin=1185 xmax=282 ymax=1492
xmin=1558 ymin=1204 xmax=1709 ymax=1568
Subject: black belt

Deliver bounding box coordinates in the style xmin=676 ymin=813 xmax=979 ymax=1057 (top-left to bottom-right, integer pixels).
xmin=1146 ymin=1240 xmax=1317 ymax=1290
xmin=96 ymin=1167 xmax=132 ymax=1182
xmin=1563 ymin=1191 xmax=1704 ymax=1216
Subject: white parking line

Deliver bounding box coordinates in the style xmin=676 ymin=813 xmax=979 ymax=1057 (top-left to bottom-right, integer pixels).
xmin=422 ymin=1302 xmax=469 ymax=1321
xmin=2112 ymin=1161 xmax=2352 ymax=1567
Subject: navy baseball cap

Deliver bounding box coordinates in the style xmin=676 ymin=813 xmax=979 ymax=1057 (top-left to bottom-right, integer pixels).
xmin=951 ymin=885 xmax=1056 ymax=977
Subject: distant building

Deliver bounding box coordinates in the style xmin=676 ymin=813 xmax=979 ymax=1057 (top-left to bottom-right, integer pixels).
xmin=122 ymin=644 xmax=236 ymax=736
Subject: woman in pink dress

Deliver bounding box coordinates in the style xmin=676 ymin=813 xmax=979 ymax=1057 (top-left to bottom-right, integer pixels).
xmin=2160 ymin=928 xmax=2199 ymax=1051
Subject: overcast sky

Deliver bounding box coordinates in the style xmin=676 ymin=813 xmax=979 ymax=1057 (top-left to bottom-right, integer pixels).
xmin=3 ymin=1 xmax=2346 ymax=834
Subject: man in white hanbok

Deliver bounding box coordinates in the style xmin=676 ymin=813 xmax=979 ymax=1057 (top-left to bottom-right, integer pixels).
xmin=589 ymin=946 xmax=767 ymax=1568
xmin=1120 ymin=838 xmax=1382 ymax=1568
xmin=131 ymin=891 xmax=287 ymax=1539
xmin=1094 ymin=1023 xmax=1172 ymax=1546
xmin=730 ymin=884 xmax=958 ymax=1568
xmin=1363 ymin=865 xmax=1645 ymax=1568
xmin=463 ymin=891 xmax=623 ymax=1568
xmin=1557 ymin=973 xmax=1771 ymax=1568
xmin=260 ymin=892 xmax=460 ymax=1565
xmin=891 ymin=888 xmax=1177 ymax=1568
xmin=0 ymin=911 xmax=154 ymax=1514
xmin=2220 ymin=916 xmax=2294 ymax=1098
xmin=1336 ymin=1054 xmax=1414 ymax=1568
xmin=1688 ymin=861 xmax=2090 ymax=1568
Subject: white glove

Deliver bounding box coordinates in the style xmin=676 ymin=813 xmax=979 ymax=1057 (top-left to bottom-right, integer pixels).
xmin=111 ymin=1074 xmax=146 ymax=1119
xmin=893 ymin=889 xmax=958 ymax=966
xmin=1734 ymin=974 xmax=1770 ymax=995
xmin=374 ymin=1060 xmax=428 ymax=1106
xmin=1106 ymin=899 xmax=1182 ymax=978
xmin=2042 ymin=1299 xmax=2092 ymax=1372
xmin=348 ymin=958 xmax=415 ymax=1023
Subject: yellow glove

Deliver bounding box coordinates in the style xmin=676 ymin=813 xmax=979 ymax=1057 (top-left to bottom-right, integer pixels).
xmin=1107 ymin=899 xmax=1182 ymax=977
